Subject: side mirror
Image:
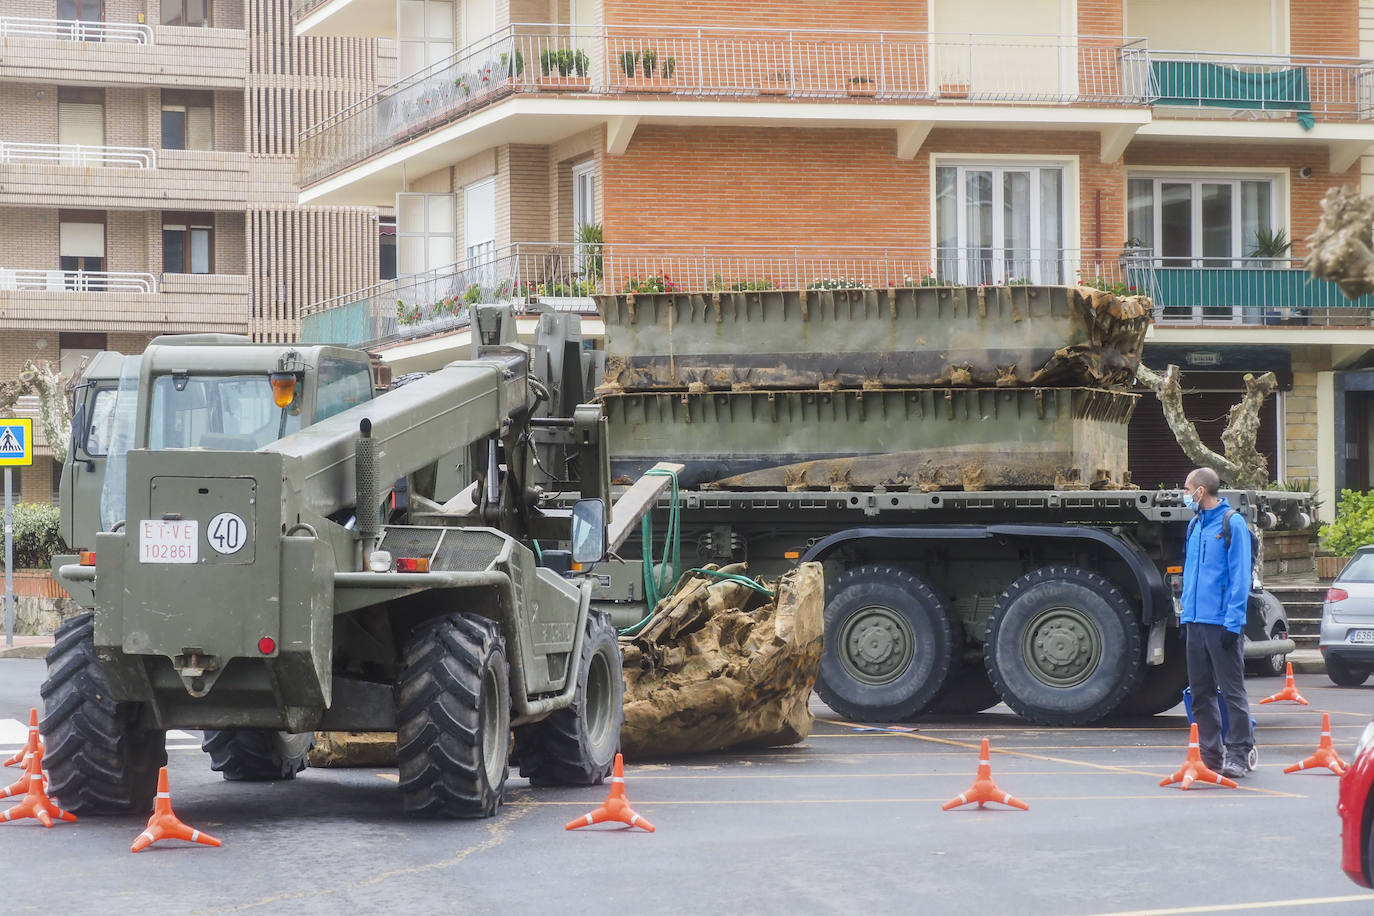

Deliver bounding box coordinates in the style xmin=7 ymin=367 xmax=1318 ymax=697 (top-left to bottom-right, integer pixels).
xmin=570 ymin=498 xmax=606 ymax=565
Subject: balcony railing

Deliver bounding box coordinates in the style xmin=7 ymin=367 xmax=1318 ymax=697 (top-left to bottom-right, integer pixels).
xmin=1130 ymin=255 xmax=1374 ymax=326
xmin=300 ymin=243 xmax=1148 ymax=346
xmin=0 ymin=268 xmax=156 ymax=294
xmin=1149 ymin=50 xmax=1374 ymax=124
xmin=0 ymin=141 xmax=157 ymax=169
xmin=290 ymin=0 xmax=332 ymax=16
xmin=298 ymin=25 xmax=1150 ymax=186
xmin=0 ymin=15 xmax=152 ymax=43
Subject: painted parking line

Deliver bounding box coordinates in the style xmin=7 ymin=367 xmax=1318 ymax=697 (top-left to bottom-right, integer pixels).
xmin=506 ymin=793 xmax=1293 ymax=807
xmin=1081 ymin=892 xmax=1374 ymax=915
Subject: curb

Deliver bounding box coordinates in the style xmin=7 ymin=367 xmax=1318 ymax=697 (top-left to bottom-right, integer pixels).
xmin=1287 ymin=649 xmax=1324 ymax=675
xmin=0 ymin=643 xmax=52 ymax=660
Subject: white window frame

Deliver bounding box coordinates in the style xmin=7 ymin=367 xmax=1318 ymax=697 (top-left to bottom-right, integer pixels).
xmin=572 ymin=161 xmax=596 ymax=272
xmin=932 ymin=158 xmax=1072 ymax=285
xmin=395 ymin=191 xmax=455 ymax=277
xmin=463 ymin=178 xmax=497 ymax=286
xmin=397 ymin=0 xmax=455 ymax=77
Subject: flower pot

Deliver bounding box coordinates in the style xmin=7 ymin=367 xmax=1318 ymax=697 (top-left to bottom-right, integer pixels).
xmin=620 ymin=75 xmax=670 ymax=93
xmin=940 ymin=82 xmax=971 ymax=99
xmin=1317 ymin=555 xmax=1351 ymax=580
xmin=536 ymin=75 xmax=592 ymax=91
xmin=846 ymin=83 xmax=877 ymax=98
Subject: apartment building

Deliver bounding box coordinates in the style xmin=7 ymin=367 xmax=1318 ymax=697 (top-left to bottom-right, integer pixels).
xmin=294 ymin=0 xmax=1374 ymax=514
xmin=0 ymin=0 xmax=383 ymax=501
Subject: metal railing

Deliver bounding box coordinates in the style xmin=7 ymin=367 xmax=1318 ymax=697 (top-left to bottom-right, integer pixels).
xmin=1149 ymin=49 xmax=1374 ymax=122
xmin=0 ymin=269 xmax=157 ymax=294
xmin=290 ymin=0 xmax=335 ymax=18
xmin=0 ymin=141 xmax=157 ymax=169
xmin=1135 ymin=255 xmax=1374 ymax=326
xmin=0 ymin=15 xmax=153 ymax=43
xmin=298 ymin=25 xmax=1150 ymax=186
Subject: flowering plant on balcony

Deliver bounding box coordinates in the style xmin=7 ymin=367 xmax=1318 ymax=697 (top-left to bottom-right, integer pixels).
xmin=462 ymin=283 xmax=485 ymax=305
xmin=904 ymin=272 xmax=950 ymax=287
xmin=807 ymin=277 xmax=870 ymax=290
xmin=622 ymin=275 xmax=677 ymax=293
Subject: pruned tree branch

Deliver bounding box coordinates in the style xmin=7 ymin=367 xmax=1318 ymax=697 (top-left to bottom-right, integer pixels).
xmin=0 ymin=362 xmax=72 ymax=465
xmin=1307 ymin=185 xmax=1374 ymax=300
xmin=1135 ymin=363 xmax=1239 ymax=481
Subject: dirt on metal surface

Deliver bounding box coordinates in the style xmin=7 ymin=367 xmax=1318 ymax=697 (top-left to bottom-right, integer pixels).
xmin=619 ymin=563 xmax=824 ymax=758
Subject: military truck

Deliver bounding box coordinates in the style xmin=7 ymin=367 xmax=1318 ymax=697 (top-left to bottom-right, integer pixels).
xmin=590 ymin=285 xmax=1310 ymax=726
xmin=47 ymin=307 xmax=628 ymax=818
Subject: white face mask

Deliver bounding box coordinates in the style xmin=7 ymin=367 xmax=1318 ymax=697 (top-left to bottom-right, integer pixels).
xmin=1183 ymin=487 xmax=1199 ymax=511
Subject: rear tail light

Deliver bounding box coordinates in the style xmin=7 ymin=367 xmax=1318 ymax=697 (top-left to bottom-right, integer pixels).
xmin=79 ymin=551 xmax=96 ymax=566
xmin=1326 ymin=587 xmax=1350 ymax=603
xmin=396 ymin=557 xmax=429 ymax=573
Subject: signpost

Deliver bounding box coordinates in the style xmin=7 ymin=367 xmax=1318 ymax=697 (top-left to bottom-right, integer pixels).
xmin=0 ymin=418 xmax=33 ymax=648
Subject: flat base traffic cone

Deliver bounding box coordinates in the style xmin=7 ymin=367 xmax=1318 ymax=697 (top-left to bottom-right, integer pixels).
xmin=3 ymin=708 xmax=40 ymax=768
xmin=1161 ymin=722 xmax=1238 ymax=790
xmin=1284 ymin=713 xmax=1347 ymax=775
xmin=131 ymin=767 xmax=220 ymax=852
xmin=1 ymin=745 xmax=41 ymax=799
xmin=942 ymin=738 xmax=1028 ymax=810
xmin=565 ymin=754 xmax=655 ymax=832
xmin=1259 ymin=662 xmax=1308 ymax=705
xmin=0 ymin=743 xmax=76 ymax=827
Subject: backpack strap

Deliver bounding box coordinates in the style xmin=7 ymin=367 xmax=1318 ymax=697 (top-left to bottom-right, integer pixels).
xmin=1190 ymin=509 xmax=1239 ymax=550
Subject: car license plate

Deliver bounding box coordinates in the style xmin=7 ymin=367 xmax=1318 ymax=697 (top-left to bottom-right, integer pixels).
xmin=1350 ymin=629 xmax=1374 ymax=644
xmin=139 ymin=520 xmax=198 ymax=564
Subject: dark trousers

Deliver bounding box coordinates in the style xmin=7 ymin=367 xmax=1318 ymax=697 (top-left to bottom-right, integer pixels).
xmin=1184 ymin=622 xmax=1254 ymax=767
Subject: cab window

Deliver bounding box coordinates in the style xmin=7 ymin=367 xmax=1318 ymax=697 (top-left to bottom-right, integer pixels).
xmin=315 ymin=357 xmax=373 ymax=422
xmin=149 ymin=374 xmax=301 ymax=450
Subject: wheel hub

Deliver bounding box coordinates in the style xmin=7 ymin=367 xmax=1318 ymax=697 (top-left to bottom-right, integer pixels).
xmin=839 ymin=606 xmax=916 ymax=685
xmin=1022 ymin=607 xmax=1102 ymax=688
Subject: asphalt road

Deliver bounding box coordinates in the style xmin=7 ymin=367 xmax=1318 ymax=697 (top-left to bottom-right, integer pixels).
xmin=2 ymin=657 xmax=1373 ymax=916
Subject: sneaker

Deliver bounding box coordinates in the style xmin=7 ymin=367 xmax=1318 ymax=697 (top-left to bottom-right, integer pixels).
xmin=1221 ymin=758 xmax=1247 ymax=779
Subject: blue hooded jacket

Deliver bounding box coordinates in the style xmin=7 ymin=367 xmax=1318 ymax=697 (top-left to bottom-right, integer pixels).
xmin=1180 ymin=497 xmax=1252 ymax=633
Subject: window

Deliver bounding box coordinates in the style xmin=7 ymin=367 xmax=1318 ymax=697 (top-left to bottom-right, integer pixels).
xmin=379 ymin=217 xmax=397 ymax=280
xmin=59 ymin=210 xmax=106 ymax=287
xmin=149 ymin=375 xmax=301 ymax=451
xmin=83 ymin=388 xmax=117 ymax=457
xmin=58 ymin=0 xmax=104 ymax=21
xmin=163 ymin=213 xmax=214 ymax=274
xmin=935 ymin=163 xmax=1066 ymax=284
xmin=463 ymin=178 xmax=495 ymax=270
xmin=396 ymin=193 xmax=455 ymax=276
xmin=161 ymin=0 xmax=211 ymax=27
xmin=398 ymin=0 xmax=455 ymax=76
xmin=315 ymin=358 xmax=374 ymax=422
xmin=461 ymin=0 xmax=495 ymax=47
xmin=161 ymin=90 xmax=214 ymax=151
xmin=58 ymin=88 xmax=104 ymax=162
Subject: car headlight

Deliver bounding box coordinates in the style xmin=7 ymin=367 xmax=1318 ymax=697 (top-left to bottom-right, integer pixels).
xmin=1356 ymin=721 xmax=1374 ymax=759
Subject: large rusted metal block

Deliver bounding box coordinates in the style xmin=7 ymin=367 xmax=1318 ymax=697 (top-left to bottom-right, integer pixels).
xmin=597 ymin=286 xmax=1150 ymax=392
xmin=604 ymin=386 xmax=1137 ymax=491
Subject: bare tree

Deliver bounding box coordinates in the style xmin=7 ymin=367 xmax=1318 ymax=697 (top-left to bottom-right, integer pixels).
xmin=0 ymin=363 xmax=72 ymax=465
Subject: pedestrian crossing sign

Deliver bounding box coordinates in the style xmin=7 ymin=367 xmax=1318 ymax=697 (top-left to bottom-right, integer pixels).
xmin=0 ymin=419 xmax=32 ymax=467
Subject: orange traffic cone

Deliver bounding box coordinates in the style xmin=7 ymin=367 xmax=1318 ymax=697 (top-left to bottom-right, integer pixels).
xmin=1 ymin=745 xmax=40 ymax=799
xmin=3 ymin=708 xmax=40 ymax=768
xmin=1259 ymin=662 xmax=1308 ymax=705
xmin=942 ymin=738 xmax=1029 ymax=811
xmin=1160 ymin=722 xmax=1238 ymax=790
xmin=131 ymin=767 xmax=221 ymax=852
xmin=565 ymin=754 xmax=655 ymax=832
xmin=1284 ymin=713 xmax=1347 ymax=776
xmin=0 ymin=742 xmax=76 ymax=827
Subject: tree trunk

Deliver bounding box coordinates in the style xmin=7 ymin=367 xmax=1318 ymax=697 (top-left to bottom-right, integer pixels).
xmin=1306 ymin=185 xmax=1374 ymax=300
xmin=0 ymin=363 xmax=72 ymax=466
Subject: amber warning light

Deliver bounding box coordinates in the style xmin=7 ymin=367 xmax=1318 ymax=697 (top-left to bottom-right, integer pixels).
xmin=269 ymin=372 xmax=297 ymax=408
xmin=396 ymin=557 xmax=430 ymax=573
xmin=79 ymin=551 xmax=97 ymax=566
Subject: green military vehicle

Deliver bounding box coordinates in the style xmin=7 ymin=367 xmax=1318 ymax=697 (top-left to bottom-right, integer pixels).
xmin=47 ymin=307 xmax=625 ymax=818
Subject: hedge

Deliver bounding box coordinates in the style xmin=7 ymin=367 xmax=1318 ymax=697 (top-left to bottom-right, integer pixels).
xmin=1320 ymin=489 xmax=1374 ymax=558
xmin=0 ymin=503 xmax=67 ymax=570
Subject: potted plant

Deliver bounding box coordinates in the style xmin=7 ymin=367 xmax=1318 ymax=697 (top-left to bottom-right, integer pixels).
xmin=661 ymin=55 xmax=676 ymax=79
xmin=641 ymin=48 xmax=658 ymax=77
xmin=760 ymin=70 xmax=790 ymax=96
xmin=1319 ymin=489 xmax=1372 ymax=579
xmin=500 ymin=49 xmax=524 ymax=81
xmin=619 ymin=49 xmax=639 ymax=78
xmin=619 ymin=48 xmax=658 ymax=92
xmin=537 ymin=47 xmax=592 ymax=91
xmin=847 ymin=75 xmax=877 ymax=98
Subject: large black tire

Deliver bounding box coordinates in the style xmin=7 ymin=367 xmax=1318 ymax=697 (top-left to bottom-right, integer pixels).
xmin=1246 ymin=591 xmax=1289 ymax=678
xmin=815 ymin=565 xmax=959 ymax=722
xmin=39 ymin=612 xmax=166 ymax=815
xmin=930 ymin=661 xmax=1003 ymax=715
xmin=396 ymin=614 xmax=510 ymax=818
xmin=984 ymin=566 xmax=1144 ymax=726
xmin=516 ymin=611 xmax=623 ymax=786
xmin=1325 ymin=655 xmax=1371 ymax=687
xmin=1115 ymin=629 xmax=1189 ymax=717
xmin=203 ymin=730 xmax=314 ymax=781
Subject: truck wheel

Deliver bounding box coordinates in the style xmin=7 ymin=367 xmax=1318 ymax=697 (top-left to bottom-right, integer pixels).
xmin=1325 ymin=655 xmax=1371 ymax=687
xmin=984 ymin=566 xmax=1143 ymax=726
xmin=396 ymin=614 xmax=510 ymax=818
xmin=1245 ymin=591 xmax=1289 ymax=678
xmin=1115 ymin=629 xmax=1188 ymax=717
xmin=516 ymin=611 xmax=624 ymax=786
xmin=39 ymin=612 xmax=166 ymax=815
xmin=202 ymin=730 xmax=314 ymax=780
xmin=931 ymin=662 xmax=1002 ymax=715
xmin=816 ymin=565 xmax=959 ymax=722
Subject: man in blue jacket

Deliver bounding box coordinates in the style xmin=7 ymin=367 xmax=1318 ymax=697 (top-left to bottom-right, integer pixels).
xmin=1180 ymin=467 xmax=1255 ymax=779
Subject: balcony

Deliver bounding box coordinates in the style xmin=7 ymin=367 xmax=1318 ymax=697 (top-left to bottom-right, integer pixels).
xmin=1127 ymin=256 xmax=1374 ymax=329
xmin=0 ymin=270 xmax=250 ymax=334
xmin=0 ymin=144 xmax=253 ymax=210
xmin=292 ymin=0 xmax=394 ymax=39
xmin=0 ymin=17 xmax=248 ymax=90
xmin=297 ymin=26 xmax=1152 ymax=202
xmin=301 ymin=243 xmax=1144 ymax=347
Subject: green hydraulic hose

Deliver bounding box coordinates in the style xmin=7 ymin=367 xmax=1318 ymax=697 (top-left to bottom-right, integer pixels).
xmin=619 ymin=468 xmax=681 ymax=637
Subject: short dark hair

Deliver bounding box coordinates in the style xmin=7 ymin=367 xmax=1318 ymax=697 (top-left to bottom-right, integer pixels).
xmin=1187 ymin=467 xmax=1221 ymax=495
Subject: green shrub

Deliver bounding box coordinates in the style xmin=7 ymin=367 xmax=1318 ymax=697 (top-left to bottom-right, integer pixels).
xmin=1 ymin=503 xmax=66 ymax=570
xmin=1320 ymin=489 xmax=1374 ymax=557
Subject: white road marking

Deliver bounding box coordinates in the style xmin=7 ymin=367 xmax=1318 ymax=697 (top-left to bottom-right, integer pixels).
xmin=0 ymin=718 xmax=30 ymax=745
xmin=0 ymin=718 xmax=201 ymax=752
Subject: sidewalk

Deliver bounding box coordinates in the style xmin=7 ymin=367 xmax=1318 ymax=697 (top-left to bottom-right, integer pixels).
xmin=0 ymin=635 xmax=54 ymax=660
